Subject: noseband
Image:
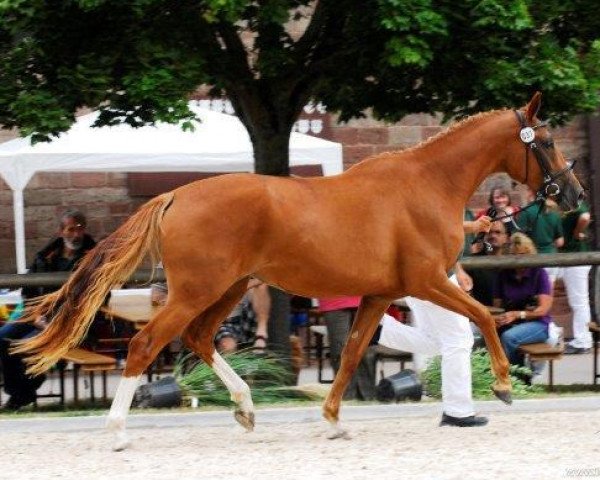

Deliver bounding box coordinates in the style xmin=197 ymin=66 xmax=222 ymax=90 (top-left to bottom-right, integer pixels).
xmin=514 ymin=110 xmax=575 ymax=200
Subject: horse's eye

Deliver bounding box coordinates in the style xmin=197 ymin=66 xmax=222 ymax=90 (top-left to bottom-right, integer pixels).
xmin=543 ymin=139 xmax=554 ymax=149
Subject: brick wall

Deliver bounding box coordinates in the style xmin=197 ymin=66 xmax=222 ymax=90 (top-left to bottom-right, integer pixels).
xmin=0 ymin=171 xmax=134 ymax=272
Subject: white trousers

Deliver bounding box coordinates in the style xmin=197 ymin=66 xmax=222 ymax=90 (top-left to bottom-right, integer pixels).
xmin=546 ymin=265 xmax=592 ymax=349
xmin=379 ymin=277 xmax=475 ymax=417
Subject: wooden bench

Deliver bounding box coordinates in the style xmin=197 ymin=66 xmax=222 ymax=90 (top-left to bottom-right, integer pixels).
xmin=35 ymin=348 xmax=117 ymax=406
xmin=518 ymin=342 xmax=565 ymax=391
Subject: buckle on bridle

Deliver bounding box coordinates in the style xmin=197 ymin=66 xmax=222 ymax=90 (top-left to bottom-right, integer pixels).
xmin=544 ymin=182 xmax=560 ymax=197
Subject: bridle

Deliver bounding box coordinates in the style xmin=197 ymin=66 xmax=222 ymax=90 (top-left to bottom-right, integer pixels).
xmin=514 ymin=109 xmax=575 ymax=201
xmin=471 ymin=111 xmax=575 ymax=253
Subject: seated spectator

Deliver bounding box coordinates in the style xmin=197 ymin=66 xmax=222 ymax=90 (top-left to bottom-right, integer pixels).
xmin=215 ymin=279 xmax=270 ymax=353
xmin=492 ymin=233 xmax=552 ymax=368
xmin=467 ymin=220 xmax=510 ymax=306
xmin=0 ymin=210 xmax=96 ymax=410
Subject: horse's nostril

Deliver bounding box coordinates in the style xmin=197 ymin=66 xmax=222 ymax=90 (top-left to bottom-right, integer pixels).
xmin=578 ymin=190 xmax=586 ymax=202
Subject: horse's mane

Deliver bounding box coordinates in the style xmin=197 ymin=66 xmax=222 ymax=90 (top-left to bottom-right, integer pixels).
xmin=348 ymin=108 xmax=510 ymax=169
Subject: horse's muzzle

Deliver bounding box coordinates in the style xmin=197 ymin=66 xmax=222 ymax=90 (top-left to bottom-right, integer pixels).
xmin=558 ymin=183 xmax=585 ymax=211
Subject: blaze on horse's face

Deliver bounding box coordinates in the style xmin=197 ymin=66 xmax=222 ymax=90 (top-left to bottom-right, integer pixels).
xmin=521 ymin=92 xmax=584 ymax=211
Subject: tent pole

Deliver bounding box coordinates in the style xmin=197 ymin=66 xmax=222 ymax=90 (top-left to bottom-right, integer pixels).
xmin=13 ymin=188 xmax=27 ymax=273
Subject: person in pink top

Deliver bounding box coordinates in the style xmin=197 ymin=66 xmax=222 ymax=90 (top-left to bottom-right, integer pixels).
xmin=317 ymin=296 xmax=376 ymax=400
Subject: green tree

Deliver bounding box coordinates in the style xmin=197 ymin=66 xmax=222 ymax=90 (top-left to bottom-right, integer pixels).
xmin=1 ymin=1 xmax=599 ymax=169
xmin=1 ymin=0 xmax=599 ymax=353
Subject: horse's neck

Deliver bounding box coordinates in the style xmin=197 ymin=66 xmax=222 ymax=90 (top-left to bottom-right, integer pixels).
xmin=366 ymin=111 xmax=512 ymax=206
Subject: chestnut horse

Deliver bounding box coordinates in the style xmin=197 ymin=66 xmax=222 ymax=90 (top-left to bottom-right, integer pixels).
xmin=15 ymin=93 xmax=582 ymax=450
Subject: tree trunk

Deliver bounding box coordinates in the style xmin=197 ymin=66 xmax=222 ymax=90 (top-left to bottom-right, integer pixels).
xmin=251 ymin=127 xmax=293 ymax=359
xmin=252 ymin=128 xmax=291 ymax=176
xmin=267 ymin=286 xmax=291 ymax=351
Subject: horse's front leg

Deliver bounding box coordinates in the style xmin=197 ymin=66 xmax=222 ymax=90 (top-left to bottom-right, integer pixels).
xmin=323 ymin=296 xmax=390 ymax=439
xmin=423 ymin=275 xmax=512 ymax=404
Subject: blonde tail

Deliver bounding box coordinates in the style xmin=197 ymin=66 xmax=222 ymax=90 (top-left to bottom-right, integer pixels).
xmin=12 ymin=192 xmax=174 ymax=375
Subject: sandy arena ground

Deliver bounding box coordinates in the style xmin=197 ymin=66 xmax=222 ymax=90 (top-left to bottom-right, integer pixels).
xmin=1 ymin=405 xmax=599 ymax=480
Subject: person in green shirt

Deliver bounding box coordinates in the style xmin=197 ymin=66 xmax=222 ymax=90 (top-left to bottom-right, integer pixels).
xmin=555 ymin=201 xmax=593 ymax=354
xmin=516 ymin=186 xmax=564 ymax=257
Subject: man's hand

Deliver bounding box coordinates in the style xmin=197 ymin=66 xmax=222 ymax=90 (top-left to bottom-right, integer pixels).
xmin=463 ymin=215 xmax=492 ymax=234
xmin=455 ymin=262 xmax=473 ymax=292
xmin=456 ymin=269 xmax=473 ymax=292
xmin=473 ymin=216 xmax=492 ymax=234
xmin=495 ymin=311 xmax=520 ymax=327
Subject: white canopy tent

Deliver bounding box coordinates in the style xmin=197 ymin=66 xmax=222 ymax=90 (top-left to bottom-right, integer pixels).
xmin=0 ymin=105 xmax=343 ymax=273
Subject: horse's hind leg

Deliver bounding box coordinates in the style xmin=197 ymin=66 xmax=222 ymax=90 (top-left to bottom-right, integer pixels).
xmin=106 ymin=301 xmax=203 ymax=451
xmin=181 ymin=279 xmax=256 ymax=430
xmin=323 ymin=296 xmax=389 ymax=439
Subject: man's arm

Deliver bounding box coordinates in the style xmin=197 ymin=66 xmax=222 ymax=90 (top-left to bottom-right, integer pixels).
xmin=458 ymin=216 xmax=492 ymax=291
xmin=573 ymin=212 xmax=591 ymax=240
xmin=455 ymin=262 xmax=473 ymax=292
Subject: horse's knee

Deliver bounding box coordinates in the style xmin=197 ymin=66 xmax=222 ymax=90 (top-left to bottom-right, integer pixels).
xmin=124 ymin=333 xmax=156 ymax=374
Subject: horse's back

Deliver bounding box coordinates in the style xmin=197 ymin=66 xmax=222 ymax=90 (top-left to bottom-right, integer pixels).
xmin=159 ymin=173 xmax=321 ymax=265
xmin=157 ymin=167 xmax=462 ymax=297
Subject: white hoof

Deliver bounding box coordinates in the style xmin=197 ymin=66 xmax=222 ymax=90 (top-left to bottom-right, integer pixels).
xmin=112 ymin=431 xmax=130 ymax=452
xmin=106 ymin=415 xmax=129 ymax=451
xmin=326 ymin=422 xmax=351 ymax=440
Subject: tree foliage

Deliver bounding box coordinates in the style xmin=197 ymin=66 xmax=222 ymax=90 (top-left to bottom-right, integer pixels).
xmin=0 ymin=0 xmax=599 ymax=169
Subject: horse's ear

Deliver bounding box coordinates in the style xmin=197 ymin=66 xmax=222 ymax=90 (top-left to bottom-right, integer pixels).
xmin=525 ymin=92 xmax=542 ymax=122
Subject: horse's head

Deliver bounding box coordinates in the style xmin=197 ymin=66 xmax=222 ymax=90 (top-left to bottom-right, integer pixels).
xmin=509 ymin=92 xmax=584 ymax=211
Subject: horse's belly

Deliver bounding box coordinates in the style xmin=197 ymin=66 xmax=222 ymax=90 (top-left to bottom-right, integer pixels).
xmin=256 ymin=253 xmax=399 ymax=298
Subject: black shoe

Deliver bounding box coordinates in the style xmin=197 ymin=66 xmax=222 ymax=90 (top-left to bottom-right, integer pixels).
xmin=564 ymin=344 xmax=591 ymax=355
xmin=1 ymin=393 xmax=35 ymax=411
xmin=1 ymin=397 xmax=24 ymax=411
xmin=439 ymin=413 xmax=488 ymax=427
